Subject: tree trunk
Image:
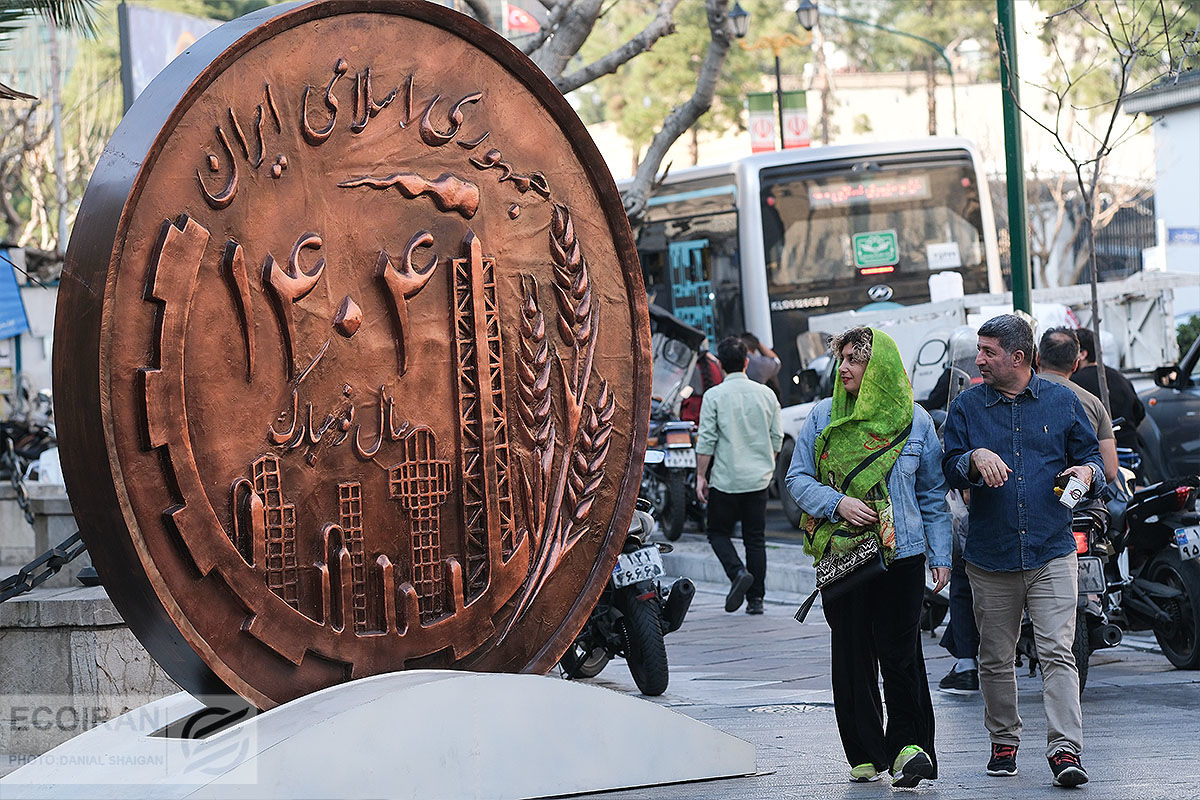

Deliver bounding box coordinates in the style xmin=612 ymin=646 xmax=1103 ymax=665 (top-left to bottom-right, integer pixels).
xmin=815 ymin=27 xmax=833 ymax=145
xmin=688 ymin=127 xmax=699 ymax=166
xmin=49 ymin=20 xmax=68 ymax=256
xmin=621 ymin=0 xmax=734 ymax=223
xmin=926 ymin=55 xmax=937 ymax=136
xmin=925 ymin=0 xmax=937 ymax=136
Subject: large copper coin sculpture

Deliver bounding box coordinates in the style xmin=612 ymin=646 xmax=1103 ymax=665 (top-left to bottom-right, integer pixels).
xmin=54 ymin=0 xmax=649 ymax=708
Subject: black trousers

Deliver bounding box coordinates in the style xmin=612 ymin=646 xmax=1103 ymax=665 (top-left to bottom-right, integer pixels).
xmin=823 ymin=554 xmax=938 ymax=775
xmin=705 ymin=487 xmax=767 ymax=600
xmin=939 ymin=536 xmax=979 ymax=660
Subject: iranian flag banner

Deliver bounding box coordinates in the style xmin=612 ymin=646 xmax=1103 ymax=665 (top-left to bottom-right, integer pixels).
xmin=781 ymin=90 xmax=810 ymax=149
xmin=748 ymin=92 xmax=776 ymax=153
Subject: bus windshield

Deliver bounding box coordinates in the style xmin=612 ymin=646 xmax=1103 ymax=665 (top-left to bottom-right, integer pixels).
xmin=760 ymin=153 xmax=990 ymax=310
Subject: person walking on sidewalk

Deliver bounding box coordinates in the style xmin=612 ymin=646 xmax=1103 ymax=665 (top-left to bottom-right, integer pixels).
xmin=786 ymin=326 xmax=951 ymax=788
xmin=1038 ymin=327 xmax=1119 ymax=484
xmin=695 ymin=336 xmax=782 ymax=616
xmin=942 ymin=313 xmax=1103 ymax=789
xmin=938 ymin=488 xmax=981 ymax=694
xmin=739 ymin=331 xmax=782 ymax=395
xmin=1072 ymin=326 xmax=1144 ymax=455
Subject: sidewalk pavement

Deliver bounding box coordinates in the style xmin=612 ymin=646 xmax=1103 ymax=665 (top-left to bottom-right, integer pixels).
xmin=568 ymin=533 xmax=1200 ymax=800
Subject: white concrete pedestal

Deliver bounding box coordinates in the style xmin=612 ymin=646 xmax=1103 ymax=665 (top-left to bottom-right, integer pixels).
xmin=0 ymin=671 xmax=757 ymax=799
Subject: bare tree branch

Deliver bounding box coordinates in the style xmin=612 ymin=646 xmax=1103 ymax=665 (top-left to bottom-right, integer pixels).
xmin=622 ymin=0 xmax=733 ymax=223
xmin=556 ymin=0 xmax=681 ymax=94
xmin=1045 ymin=1 xmax=1089 ymax=22
xmin=459 ymin=0 xmax=494 ymax=29
xmin=530 ymin=0 xmax=604 ymax=79
xmin=521 ymin=0 xmax=572 ymax=56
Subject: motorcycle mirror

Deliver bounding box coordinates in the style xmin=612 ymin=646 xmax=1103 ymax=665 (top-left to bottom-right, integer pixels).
xmin=643 ymin=449 xmax=666 ymax=465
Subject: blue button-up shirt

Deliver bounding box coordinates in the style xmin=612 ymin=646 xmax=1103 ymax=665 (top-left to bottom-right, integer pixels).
xmin=941 ymin=374 xmax=1103 ymax=572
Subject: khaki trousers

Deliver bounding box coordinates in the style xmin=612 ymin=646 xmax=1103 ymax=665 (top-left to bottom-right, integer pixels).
xmin=966 ymin=554 xmax=1082 ymax=758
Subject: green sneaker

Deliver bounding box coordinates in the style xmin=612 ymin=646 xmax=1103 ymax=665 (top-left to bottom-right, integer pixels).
xmin=849 ymin=763 xmax=881 ymax=782
xmin=891 ymin=745 xmax=935 ymax=788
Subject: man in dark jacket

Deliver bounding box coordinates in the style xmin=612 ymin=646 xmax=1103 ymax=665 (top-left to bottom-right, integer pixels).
xmin=1071 ymin=328 xmax=1144 ymax=452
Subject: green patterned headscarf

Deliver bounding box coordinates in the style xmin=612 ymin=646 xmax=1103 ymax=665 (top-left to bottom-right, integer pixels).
xmin=802 ymin=328 xmax=914 ymax=563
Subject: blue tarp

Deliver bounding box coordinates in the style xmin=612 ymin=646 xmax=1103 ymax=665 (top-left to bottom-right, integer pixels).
xmin=0 ymin=249 xmax=31 ymax=340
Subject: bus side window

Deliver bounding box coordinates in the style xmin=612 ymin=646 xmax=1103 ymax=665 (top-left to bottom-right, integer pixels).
xmin=668 ymin=239 xmax=714 ymax=340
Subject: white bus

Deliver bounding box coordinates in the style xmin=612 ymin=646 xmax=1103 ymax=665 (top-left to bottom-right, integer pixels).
xmin=628 ymin=136 xmax=1003 ymax=410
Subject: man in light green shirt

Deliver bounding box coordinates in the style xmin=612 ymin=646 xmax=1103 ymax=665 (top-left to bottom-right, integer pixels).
xmin=695 ymin=336 xmax=783 ymax=614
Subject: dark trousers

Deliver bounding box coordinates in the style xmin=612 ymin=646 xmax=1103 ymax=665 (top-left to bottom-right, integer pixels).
xmin=939 ymin=538 xmax=979 ymax=660
xmin=705 ymin=487 xmax=767 ymax=600
xmin=823 ymin=554 xmax=938 ymax=775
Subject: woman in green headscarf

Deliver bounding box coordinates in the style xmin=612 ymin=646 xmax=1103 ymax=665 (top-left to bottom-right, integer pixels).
xmin=786 ymin=327 xmax=952 ymax=788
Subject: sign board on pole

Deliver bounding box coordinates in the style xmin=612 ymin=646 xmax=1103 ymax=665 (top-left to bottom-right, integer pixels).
xmin=1167 ymin=227 xmax=1199 ymax=246
xmin=781 ymin=90 xmax=810 ymax=149
xmin=748 ymin=92 xmax=776 ymax=153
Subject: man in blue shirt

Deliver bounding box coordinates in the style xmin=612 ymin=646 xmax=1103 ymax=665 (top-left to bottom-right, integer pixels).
xmin=942 ymin=314 xmax=1102 ymax=789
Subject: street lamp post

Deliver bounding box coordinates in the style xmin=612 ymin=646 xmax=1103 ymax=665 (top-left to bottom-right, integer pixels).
xmin=731 ymin=3 xmax=812 ymax=151
xmin=796 ymin=0 xmax=958 ymax=135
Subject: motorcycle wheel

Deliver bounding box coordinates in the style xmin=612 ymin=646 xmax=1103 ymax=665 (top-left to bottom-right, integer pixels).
xmin=1147 ymin=548 xmax=1200 ymax=669
xmin=776 ymin=438 xmax=804 ymax=530
xmin=661 ymin=472 xmax=687 ymax=541
xmin=619 ymin=597 xmax=669 ymax=696
xmin=1072 ymin=609 xmax=1089 ymax=695
xmin=559 ymin=639 xmax=611 ymax=679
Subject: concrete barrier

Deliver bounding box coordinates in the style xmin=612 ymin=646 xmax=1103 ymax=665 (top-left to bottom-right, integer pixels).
xmin=660 ymin=536 xmax=816 ymax=596
xmin=0 ymin=586 xmax=180 ymax=768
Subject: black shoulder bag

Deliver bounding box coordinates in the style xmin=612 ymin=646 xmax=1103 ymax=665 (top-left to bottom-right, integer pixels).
xmin=794 ymin=421 xmax=912 ymax=623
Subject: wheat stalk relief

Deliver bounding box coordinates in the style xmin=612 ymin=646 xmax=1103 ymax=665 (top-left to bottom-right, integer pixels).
xmin=506 ymin=203 xmax=614 ymax=635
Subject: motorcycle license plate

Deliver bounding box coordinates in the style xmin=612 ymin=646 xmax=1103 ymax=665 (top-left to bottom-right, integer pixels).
xmin=663 ymin=448 xmax=696 ymax=469
xmin=1175 ymin=526 xmax=1200 ymax=561
xmin=1077 ymin=555 xmax=1106 ymax=594
xmin=612 ymin=546 xmax=665 ymax=588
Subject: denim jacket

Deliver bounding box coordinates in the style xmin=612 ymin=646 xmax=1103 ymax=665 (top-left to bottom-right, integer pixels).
xmin=785 ymin=400 xmax=952 ymax=568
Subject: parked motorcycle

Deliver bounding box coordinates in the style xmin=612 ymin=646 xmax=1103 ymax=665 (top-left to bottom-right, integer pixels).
xmin=0 ymin=386 xmax=56 ymax=483
xmin=642 ymin=304 xmax=708 ymax=540
xmin=644 ymin=405 xmax=700 ymax=541
xmin=1017 ymin=471 xmax=1200 ymax=692
xmin=559 ymin=470 xmax=695 ymax=696
xmin=1110 ymin=474 xmax=1200 ymax=667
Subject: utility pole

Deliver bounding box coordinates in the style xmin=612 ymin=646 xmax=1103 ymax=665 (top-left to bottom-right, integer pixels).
xmin=48 ymin=18 xmax=70 ymax=257
xmin=997 ymin=0 xmax=1032 ymax=314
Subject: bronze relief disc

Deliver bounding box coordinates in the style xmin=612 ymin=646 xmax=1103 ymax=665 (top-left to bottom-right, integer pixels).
xmin=55 ymin=0 xmax=649 ymax=708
